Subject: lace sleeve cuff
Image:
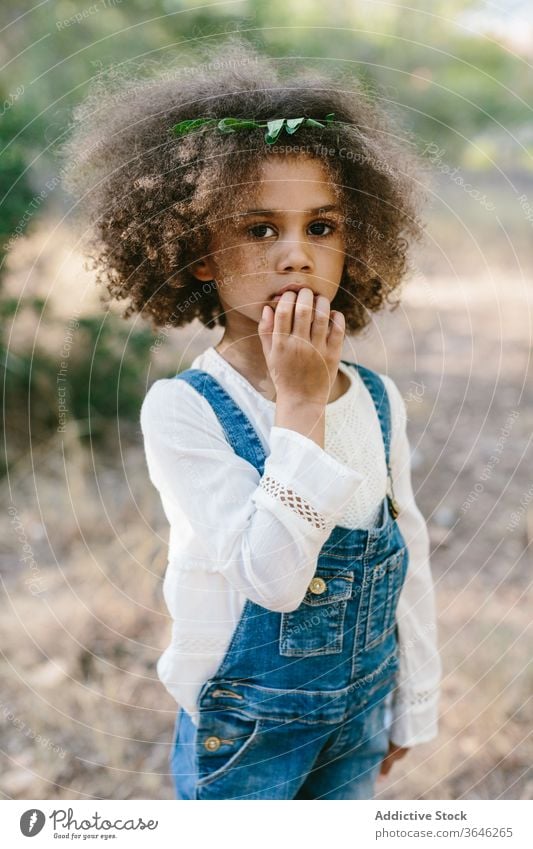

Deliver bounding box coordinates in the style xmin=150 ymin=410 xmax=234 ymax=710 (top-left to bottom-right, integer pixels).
xmin=258 ymin=474 xmax=329 ymax=531
xmin=388 ymin=683 xmax=441 ymax=747
xmin=259 ymin=426 xmax=364 ymax=527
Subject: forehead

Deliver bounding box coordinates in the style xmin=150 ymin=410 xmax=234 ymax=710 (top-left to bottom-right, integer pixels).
xmin=249 ymin=155 xmax=338 ymax=212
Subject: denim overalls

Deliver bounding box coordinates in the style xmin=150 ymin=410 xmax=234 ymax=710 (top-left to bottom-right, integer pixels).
xmin=168 ymin=360 xmax=409 ymax=799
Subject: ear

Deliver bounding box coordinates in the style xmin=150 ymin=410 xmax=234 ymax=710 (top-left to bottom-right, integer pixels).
xmin=190 ymin=257 xmax=217 ymax=283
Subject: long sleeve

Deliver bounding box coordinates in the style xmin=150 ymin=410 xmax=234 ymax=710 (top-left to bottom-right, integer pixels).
xmin=381 ymin=375 xmax=442 ymax=747
xmin=140 ymin=378 xmax=365 ymax=614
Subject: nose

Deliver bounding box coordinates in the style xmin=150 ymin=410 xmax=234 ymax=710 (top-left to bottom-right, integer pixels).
xmin=275 ymin=236 xmax=313 ymax=274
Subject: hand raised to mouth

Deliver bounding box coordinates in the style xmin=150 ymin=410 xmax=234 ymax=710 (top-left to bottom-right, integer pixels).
xmin=258 ymin=286 xmax=345 ymax=409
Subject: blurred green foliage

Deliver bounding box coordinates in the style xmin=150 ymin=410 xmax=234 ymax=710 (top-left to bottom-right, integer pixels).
xmin=1 ymin=0 xmax=532 ymax=473
xmin=0 ymin=84 xmax=44 ymax=269
xmin=1 ymin=0 xmax=531 ymax=191
xmin=1 ymin=301 xmax=156 ymax=475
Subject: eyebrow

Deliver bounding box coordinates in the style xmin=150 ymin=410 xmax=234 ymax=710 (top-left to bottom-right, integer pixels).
xmin=242 ymin=204 xmax=340 ymax=216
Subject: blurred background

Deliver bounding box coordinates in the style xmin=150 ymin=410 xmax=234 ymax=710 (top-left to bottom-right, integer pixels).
xmin=1 ymin=0 xmax=532 ymax=800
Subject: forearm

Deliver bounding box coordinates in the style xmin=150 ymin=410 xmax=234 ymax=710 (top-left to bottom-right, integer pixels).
xmin=142 ymin=381 xmax=364 ymax=613
xmin=275 ymin=395 xmax=326 ymax=449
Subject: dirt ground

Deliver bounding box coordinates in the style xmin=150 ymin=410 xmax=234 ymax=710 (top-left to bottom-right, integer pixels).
xmin=1 ymin=169 xmax=532 ymax=799
xmin=366 ymin=274 xmax=533 ymax=800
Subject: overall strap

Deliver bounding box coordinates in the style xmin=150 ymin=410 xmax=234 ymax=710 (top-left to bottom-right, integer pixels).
xmin=174 ymin=369 xmax=267 ymax=476
xmin=341 ymin=360 xmax=400 ymax=519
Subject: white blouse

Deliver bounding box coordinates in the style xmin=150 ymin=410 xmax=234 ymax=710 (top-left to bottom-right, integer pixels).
xmin=140 ymin=345 xmax=442 ymax=747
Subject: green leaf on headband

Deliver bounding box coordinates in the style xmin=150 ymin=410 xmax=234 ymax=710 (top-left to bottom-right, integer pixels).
xmin=171 ymin=114 xmax=337 ymax=142
xmin=217 ymin=117 xmax=260 ymax=133
xmin=265 ymin=119 xmax=285 ymax=144
xmin=217 ymin=117 xmax=239 ymax=133
xmin=285 ymin=117 xmax=305 ymax=134
xmin=172 ymin=118 xmax=213 ymax=136
xmin=304 ymin=118 xmax=326 ymax=129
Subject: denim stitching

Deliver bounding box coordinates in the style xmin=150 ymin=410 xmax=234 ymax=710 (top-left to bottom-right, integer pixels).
xmin=170 ymin=360 xmax=411 ymax=798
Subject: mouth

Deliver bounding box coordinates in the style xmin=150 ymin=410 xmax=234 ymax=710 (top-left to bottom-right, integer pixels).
xmin=270 ymin=283 xmax=310 ymax=302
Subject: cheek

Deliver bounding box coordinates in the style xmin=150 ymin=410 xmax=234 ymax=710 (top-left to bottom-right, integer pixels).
xmin=331 ymin=234 xmax=347 ymax=269
xmin=215 ymin=242 xmax=270 ymax=283
xmin=317 ymin=236 xmax=345 ymax=270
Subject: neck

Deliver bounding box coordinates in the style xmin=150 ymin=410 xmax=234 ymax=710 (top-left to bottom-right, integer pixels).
xmin=215 ymin=333 xmax=272 ymax=389
xmin=214 ymin=323 xmax=349 ymax=405
xmin=215 ymin=313 xmax=271 ymax=381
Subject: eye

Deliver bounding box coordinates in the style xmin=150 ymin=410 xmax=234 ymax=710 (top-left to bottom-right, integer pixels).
xmin=308 ymin=220 xmax=335 ymax=236
xmin=248 ymin=223 xmax=277 ymax=238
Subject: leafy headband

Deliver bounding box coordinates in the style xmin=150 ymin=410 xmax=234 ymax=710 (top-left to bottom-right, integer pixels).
xmin=171 ymin=113 xmax=336 ymax=146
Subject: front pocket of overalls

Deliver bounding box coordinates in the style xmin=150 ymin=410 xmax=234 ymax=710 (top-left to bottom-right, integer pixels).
xmin=279 ymin=570 xmax=354 ymax=657
xmin=196 ymin=709 xmax=262 ymax=788
xmin=363 ymin=547 xmax=408 ymax=650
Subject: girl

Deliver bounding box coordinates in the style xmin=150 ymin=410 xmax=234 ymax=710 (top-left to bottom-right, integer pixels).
xmin=60 ymin=37 xmax=441 ymax=800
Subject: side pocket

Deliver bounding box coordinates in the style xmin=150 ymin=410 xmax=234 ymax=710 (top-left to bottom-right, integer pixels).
xmin=196 ymin=709 xmax=262 ymax=788
xmin=363 ymin=547 xmax=408 ymax=650
xmin=279 ymin=569 xmax=354 ymax=657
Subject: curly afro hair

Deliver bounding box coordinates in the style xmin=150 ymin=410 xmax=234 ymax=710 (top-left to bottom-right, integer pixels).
xmin=59 ymin=36 xmax=430 ymax=334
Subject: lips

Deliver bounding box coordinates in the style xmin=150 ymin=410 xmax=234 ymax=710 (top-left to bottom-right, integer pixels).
xmin=271 ymin=283 xmax=309 ymax=300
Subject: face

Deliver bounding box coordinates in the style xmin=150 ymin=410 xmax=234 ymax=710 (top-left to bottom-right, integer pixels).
xmin=191 ymin=156 xmax=346 ymax=332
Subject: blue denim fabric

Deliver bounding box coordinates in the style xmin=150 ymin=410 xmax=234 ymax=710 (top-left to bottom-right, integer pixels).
xmin=168 ymin=360 xmax=408 ymax=800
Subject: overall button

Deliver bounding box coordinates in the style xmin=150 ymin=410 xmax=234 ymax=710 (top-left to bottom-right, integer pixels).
xmin=309 ymin=577 xmax=327 ymax=595
xmin=204 ymin=736 xmax=221 ymax=752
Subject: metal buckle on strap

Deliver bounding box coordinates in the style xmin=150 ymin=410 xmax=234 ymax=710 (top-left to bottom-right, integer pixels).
xmin=387 ymin=461 xmax=400 ymax=519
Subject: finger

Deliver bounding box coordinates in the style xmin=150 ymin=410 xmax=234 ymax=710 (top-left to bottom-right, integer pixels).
xmin=378 ymin=745 xmax=409 ymax=782
xmin=272 ymin=290 xmax=297 ymax=340
xmin=310 ymin=295 xmax=331 ymax=346
xmin=258 ymin=304 xmax=274 ymax=357
xmin=327 ymin=310 xmax=345 ymax=345
xmin=291 ymin=287 xmax=315 ymax=340
xmin=258 ymin=304 xmax=274 ymax=331
xmin=388 ymin=743 xmax=409 ymax=759
xmin=378 ymin=741 xmax=396 ymax=777
xmin=379 ymin=757 xmax=392 ymax=777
